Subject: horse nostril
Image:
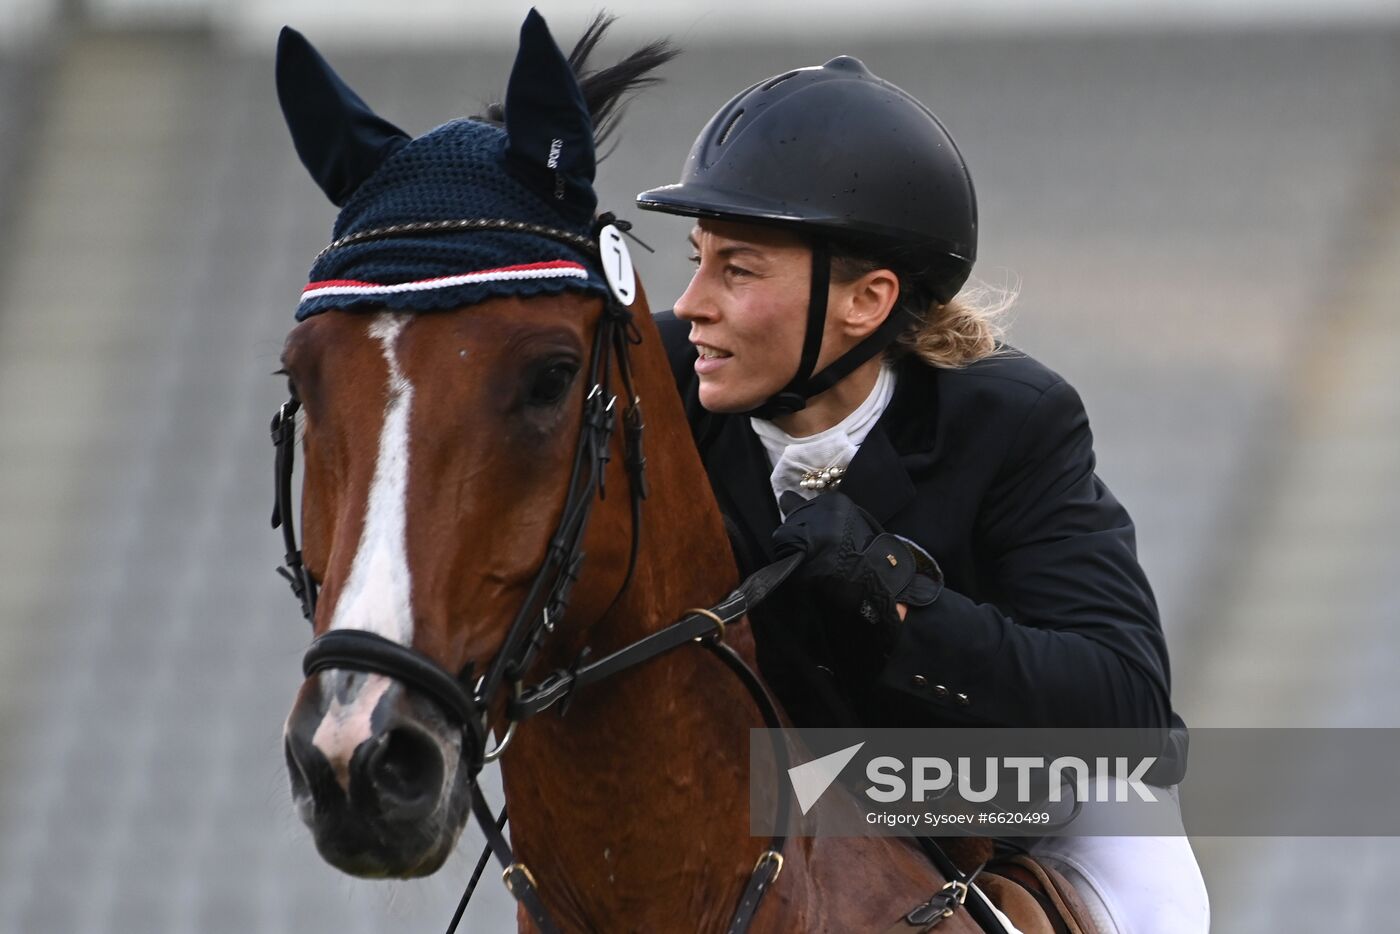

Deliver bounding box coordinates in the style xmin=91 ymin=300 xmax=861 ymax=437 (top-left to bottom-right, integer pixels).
xmin=363 ymin=726 xmax=444 ymax=819
xmin=284 ymin=728 xmax=340 ymax=821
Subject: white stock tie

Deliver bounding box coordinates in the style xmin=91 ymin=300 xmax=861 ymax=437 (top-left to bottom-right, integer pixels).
xmin=751 ymin=364 xmax=896 ymax=518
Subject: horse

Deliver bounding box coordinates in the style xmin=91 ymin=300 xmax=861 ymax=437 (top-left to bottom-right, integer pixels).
xmin=269 ymin=11 xmax=1062 ymax=932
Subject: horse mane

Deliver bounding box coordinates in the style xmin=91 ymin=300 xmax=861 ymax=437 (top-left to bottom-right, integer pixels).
xmin=478 ymin=13 xmax=679 ymax=160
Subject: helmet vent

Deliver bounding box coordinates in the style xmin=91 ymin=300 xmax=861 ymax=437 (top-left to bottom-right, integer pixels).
xmin=761 ymin=71 xmax=798 ymax=91
xmin=717 ymin=109 xmax=745 ymax=146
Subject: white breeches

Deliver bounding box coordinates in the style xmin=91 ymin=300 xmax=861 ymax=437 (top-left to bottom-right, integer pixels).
xmin=1026 ymin=781 xmax=1210 ymax=934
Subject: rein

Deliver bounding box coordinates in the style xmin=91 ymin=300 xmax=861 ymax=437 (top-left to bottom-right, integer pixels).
xmin=270 ymin=217 xmax=801 ymax=933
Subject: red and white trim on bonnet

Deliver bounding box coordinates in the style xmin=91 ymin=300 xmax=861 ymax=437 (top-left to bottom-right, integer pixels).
xmin=299 ymin=260 xmax=590 ymax=304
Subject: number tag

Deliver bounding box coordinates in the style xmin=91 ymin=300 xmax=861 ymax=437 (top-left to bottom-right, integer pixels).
xmin=598 ymin=223 xmax=636 ymax=306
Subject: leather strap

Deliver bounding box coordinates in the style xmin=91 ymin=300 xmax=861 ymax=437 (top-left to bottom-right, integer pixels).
xmin=446 ymin=803 xmax=507 ymax=934
xmin=270 ymin=398 xmax=317 ymax=623
xmin=469 ymin=786 xmax=560 ymax=934
xmin=701 ymin=639 xmax=792 ymax=835
xmin=912 ymin=840 xmax=1010 ymax=933
xmin=727 ymin=850 xmax=785 ymax=934
xmin=881 ymin=884 xmax=967 ymax=932
xmin=881 ymin=865 xmax=993 ymax=934
xmin=303 ymin=630 xmax=475 ymax=722
xmin=746 ymin=239 xmax=831 ymax=418
xmin=509 ymin=554 xmax=801 ymax=720
xmin=802 ymin=306 xmax=909 ymax=397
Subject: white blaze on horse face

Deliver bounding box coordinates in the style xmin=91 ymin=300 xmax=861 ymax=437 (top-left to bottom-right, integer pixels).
xmin=329 ymin=312 xmax=416 ymax=646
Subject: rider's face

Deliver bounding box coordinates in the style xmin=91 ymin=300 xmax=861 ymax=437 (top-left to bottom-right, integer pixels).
xmin=674 ymin=219 xmax=828 ymax=414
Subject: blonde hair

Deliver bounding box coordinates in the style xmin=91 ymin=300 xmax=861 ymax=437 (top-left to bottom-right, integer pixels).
xmin=892 ymin=276 xmax=1017 ymax=368
xmin=830 ymin=248 xmax=1018 ymax=369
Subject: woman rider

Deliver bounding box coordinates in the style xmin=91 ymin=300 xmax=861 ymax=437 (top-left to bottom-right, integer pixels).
xmin=635 ymin=56 xmax=1209 ymax=932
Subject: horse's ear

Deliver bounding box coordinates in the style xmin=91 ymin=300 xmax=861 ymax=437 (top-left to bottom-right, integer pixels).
xmin=276 ymin=26 xmax=410 ymax=206
xmin=503 ymin=9 xmax=597 ymax=224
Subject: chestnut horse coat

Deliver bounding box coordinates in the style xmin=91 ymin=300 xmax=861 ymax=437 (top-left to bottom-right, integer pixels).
xmin=655 ymin=311 xmax=1187 ymax=780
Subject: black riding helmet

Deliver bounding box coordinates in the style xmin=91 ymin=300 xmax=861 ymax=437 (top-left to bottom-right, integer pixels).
xmin=637 ymin=56 xmax=977 ymax=418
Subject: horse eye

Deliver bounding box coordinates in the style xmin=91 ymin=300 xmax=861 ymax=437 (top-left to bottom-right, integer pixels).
xmin=527 ymin=363 xmax=578 ymax=407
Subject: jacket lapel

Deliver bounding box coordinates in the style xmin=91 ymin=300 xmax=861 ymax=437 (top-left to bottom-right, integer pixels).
xmin=839 ymin=422 xmax=916 ymax=524
xmin=838 ymin=354 xmax=934 ymax=523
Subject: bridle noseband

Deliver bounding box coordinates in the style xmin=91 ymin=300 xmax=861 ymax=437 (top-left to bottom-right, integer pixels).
xmin=269 ymin=216 xmax=800 ymax=934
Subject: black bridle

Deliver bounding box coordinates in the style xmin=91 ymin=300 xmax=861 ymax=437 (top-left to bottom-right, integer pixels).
xmin=269 ymin=216 xmax=802 ymax=933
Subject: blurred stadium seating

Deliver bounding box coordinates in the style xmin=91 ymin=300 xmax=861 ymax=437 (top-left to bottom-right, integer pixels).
xmin=0 ymin=12 xmax=1396 ymax=932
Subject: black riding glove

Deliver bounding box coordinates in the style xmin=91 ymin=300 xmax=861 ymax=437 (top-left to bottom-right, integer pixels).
xmin=771 ymin=491 xmax=944 ymax=680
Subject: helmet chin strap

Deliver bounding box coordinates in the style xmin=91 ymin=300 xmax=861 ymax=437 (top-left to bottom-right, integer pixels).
xmin=744 ymin=240 xmax=908 ymax=421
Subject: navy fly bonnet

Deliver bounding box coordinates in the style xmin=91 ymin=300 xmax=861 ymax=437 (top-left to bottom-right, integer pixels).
xmin=278 ymin=10 xmax=611 ymax=320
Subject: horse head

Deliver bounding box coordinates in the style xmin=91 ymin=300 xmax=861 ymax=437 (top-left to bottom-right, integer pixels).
xmin=272 ymin=11 xmax=692 ymax=879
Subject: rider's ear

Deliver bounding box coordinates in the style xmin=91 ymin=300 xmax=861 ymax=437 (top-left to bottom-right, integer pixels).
xmin=841 ymin=267 xmax=901 ymax=339
xmin=502 ymin=9 xmax=598 ymax=225
xmin=276 ymin=26 xmax=410 ymax=206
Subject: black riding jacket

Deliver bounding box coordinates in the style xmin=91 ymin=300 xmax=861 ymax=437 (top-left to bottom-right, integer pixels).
xmin=656 ymin=312 xmax=1186 ymax=776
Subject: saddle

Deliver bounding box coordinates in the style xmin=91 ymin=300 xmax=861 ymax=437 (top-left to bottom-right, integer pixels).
xmin=882 ymin=844 xmax=1101 ymax=934
xmin=976 ymin=855 xmax=1101 ymax=934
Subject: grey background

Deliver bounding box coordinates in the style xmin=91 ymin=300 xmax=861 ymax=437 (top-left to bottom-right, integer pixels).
xmin=1 ymin=3 xmax=1398 ymax=931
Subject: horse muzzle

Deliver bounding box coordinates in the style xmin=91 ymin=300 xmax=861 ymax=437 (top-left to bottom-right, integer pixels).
xmin=284 ymin=669 xmax=471 ymax=877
